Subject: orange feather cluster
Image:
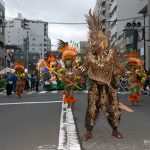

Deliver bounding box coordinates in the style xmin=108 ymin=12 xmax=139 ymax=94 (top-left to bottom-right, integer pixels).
xmin=14 ymin=61 xmax=25 ymax=71
xmin=125 ymin=52 xmax=144 ymax=68
xmin=47 ymin=56 xmax=56 ymax=62
xmin=59 ymin=46 xmax=78 ymax=62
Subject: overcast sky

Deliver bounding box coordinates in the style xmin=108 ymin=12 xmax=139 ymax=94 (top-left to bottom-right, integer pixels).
xmin=4 ymin=0 xmax=96 ymax=49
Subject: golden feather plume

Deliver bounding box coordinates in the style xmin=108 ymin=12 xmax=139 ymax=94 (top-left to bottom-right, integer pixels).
xmin=85 ymin=9 xmax=102 ymax=33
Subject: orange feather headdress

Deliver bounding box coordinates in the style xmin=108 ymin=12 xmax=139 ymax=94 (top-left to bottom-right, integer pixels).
xmin=124 ymin=52 xmax=144 ymax=68
xmin=47 ymin=56 xmax=56 ymax=62
xmin=14 ymin=61 xmax=25 ymax=72
xmin=59 ymin=46 xmax=78 ymax=62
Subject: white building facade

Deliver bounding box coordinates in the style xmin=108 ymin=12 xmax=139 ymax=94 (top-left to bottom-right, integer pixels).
xmin=136 ymin=0 xmax=150 ymax=70
xmin=94 ymin=0 xmax=111 ymax=37
xmin=109 ymin=0 xmax=140 ymax=50
xmin=5 ymin=13 xmax=49 ymax=59
xmin=0 ymin=0 xmax=5 ymax=70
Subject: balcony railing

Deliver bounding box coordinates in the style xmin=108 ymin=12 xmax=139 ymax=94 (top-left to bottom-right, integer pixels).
xmin=110 ymin=0 xmax=116 ymax=12
xmin=137 ymin=0 xmax=148 ymax=13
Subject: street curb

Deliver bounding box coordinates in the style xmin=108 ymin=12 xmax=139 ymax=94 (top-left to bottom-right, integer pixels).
xmin=58 ymin=98 xmax=81 ymax=150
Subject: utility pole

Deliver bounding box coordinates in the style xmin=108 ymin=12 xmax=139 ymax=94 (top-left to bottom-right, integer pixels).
xmin=148 ymin=0 xmax=150 ymax=71
xmin=26 ymin=31 xmax=29 ymax=70
xmin=143 ymin=12 xmax=146 ymax=70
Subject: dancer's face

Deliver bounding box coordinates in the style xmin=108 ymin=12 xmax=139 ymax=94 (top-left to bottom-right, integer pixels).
xmin=89 ymin=33 xmax=108 ymax=54
xmin=65 ymin=58 xmax=73 ymax=68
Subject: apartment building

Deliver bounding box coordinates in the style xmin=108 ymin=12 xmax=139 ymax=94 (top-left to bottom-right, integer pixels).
xmin=94 ymin=0 xmax=111 ymax=37
xmin=136 ymin=0 xmax=150 ymax=70
xmin=5 ymin=13 xmax=49 ymax=68
xmin=0 ymin=0 xmax=5 ymax=70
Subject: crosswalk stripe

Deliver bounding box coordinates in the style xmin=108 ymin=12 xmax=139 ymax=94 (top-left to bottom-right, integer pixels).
xmin=39 ymin=91 xmax=47 ymax=94
xmin=27 ymin=91 xmax=36 ymax=94
xmin=0 ymin=90 xmax=59 ymax=96
xmin=0 ymin=101 xmax=62 ymax=106
xmin=50 ymin=91 xmax=58 ymax=94
xmin=117 ymin=91 xmax=129 ymax=94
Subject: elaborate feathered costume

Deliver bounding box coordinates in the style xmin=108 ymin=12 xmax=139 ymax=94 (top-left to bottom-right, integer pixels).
xmin=59 ymin=45 xmax=78 ymax=107
xmin=81 ymin=10 xmax=125 ymax=140
xmin=37 ymin=55 xmax=64 ymax=90
xmin=125 ymin=51 xmax=146 ymax=105
xmin=14 ymin=61 xmax=25 ymax=97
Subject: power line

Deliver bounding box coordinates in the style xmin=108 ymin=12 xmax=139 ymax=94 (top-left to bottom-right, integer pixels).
xmin=106 ymin=15 xmax=144 ymax=23
xmin=4 ymin=15 xmax=145 ymax=25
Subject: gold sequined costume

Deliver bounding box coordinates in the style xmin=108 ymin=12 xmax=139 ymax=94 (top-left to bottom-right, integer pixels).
xmin=81 ymin=10 xmax=125 ymax=132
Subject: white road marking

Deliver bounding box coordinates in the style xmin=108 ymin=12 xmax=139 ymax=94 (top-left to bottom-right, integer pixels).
xmin=50 ymin=91 xmax=58 ymax=94
xmin=0 ymin=90 xmax=58 ymax=96
xmin=117 ymin=91 xmax=129 ymax=94
xmin=39 ymin=91 xmax=47 ymax=94
xmin=0 ymin=101 xmax=62 ymax=106
xmin=58 ymin=96 xmax=81 ymax=150
xmin=83 ymin=90 xmax=88 ymax=93
xmin=37 ymin=145 xmax=56 ymax=150
xmin=0 ymin=92 xmax=6 ymax=95
xmin=27 ymin=91 xmax=36 ymax=94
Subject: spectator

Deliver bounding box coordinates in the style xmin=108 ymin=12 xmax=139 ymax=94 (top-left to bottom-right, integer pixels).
xmin=35 ymin=76 xmax=40 ymax=91
xmin=5 ymin=72 xmax=13 ymax=96
xmin=12 ymin=73 xmax=18 ymax=93
xmin=30 ymin=74 xmax=35 ymax=90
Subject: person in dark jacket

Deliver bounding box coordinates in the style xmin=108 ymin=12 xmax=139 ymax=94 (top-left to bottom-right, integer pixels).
xmin=35 ymin=76 xmax=40 ymax=91
xmin=5 ymin=72 xmax=13 ymax=96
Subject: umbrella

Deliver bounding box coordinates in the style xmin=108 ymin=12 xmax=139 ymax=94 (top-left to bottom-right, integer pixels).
xmin=0 ymin=67 xmax=15 ymax=74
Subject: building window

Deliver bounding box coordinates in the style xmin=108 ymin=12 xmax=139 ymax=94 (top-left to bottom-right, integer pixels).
xmin=110 ymin=5 xmax=117 ymax=18
xmin=102 ymin=10 xmax=106 ymax=15
xmin=0 ymin=11 xmax=2 ymax=18
xmin=0 ymin=27 xmax=2 ymax=33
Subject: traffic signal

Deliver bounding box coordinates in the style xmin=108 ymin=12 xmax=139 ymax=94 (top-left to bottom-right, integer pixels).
xmin=137 ymin=22 xmax=141 ymax=28
xmin=126 ymin=21 xmax=141 ymax=29
xmin=126 ymin=22 xmax=131 ymax=28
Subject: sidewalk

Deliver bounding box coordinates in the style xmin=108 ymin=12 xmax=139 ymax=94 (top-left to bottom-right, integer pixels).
xmin=73 ymin=92 xmax=150 ymax=150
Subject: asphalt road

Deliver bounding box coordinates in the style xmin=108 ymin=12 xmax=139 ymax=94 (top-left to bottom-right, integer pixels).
xmin=1 ymin=90 xmax=150 ymax=150
xmin=73 ymin=91 xmax=150 ymax=150
xmin=0 ymin=90 xmax=62 ymax=150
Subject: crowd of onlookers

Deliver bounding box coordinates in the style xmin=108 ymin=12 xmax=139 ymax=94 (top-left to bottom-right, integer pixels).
xmin=0 ymin=72 xmax=41 ymax=96
xmin=1 ymin=70 xmax=150 ymax=96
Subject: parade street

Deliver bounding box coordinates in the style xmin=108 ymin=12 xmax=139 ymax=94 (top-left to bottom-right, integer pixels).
xmin=0 ymin=90 xmax=62 ymax=150
xmin=0 ymin=90 xmax=150 ymax=150
xmin=73 ymin=92 xmax=150 ymax=150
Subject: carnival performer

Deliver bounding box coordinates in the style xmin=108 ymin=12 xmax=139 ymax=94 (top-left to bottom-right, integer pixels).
xmin=125 ymin=51 xmax=146 ymax=105
xmin=14 ymin=62 xmax=25 ymax=98
xmin=79 ymin=10 xmax=126 ymax=141
xmin=37 ymin=54 xmax=64 ymax=90
xmin=59 ymin=46 xmax=78 ymax=108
